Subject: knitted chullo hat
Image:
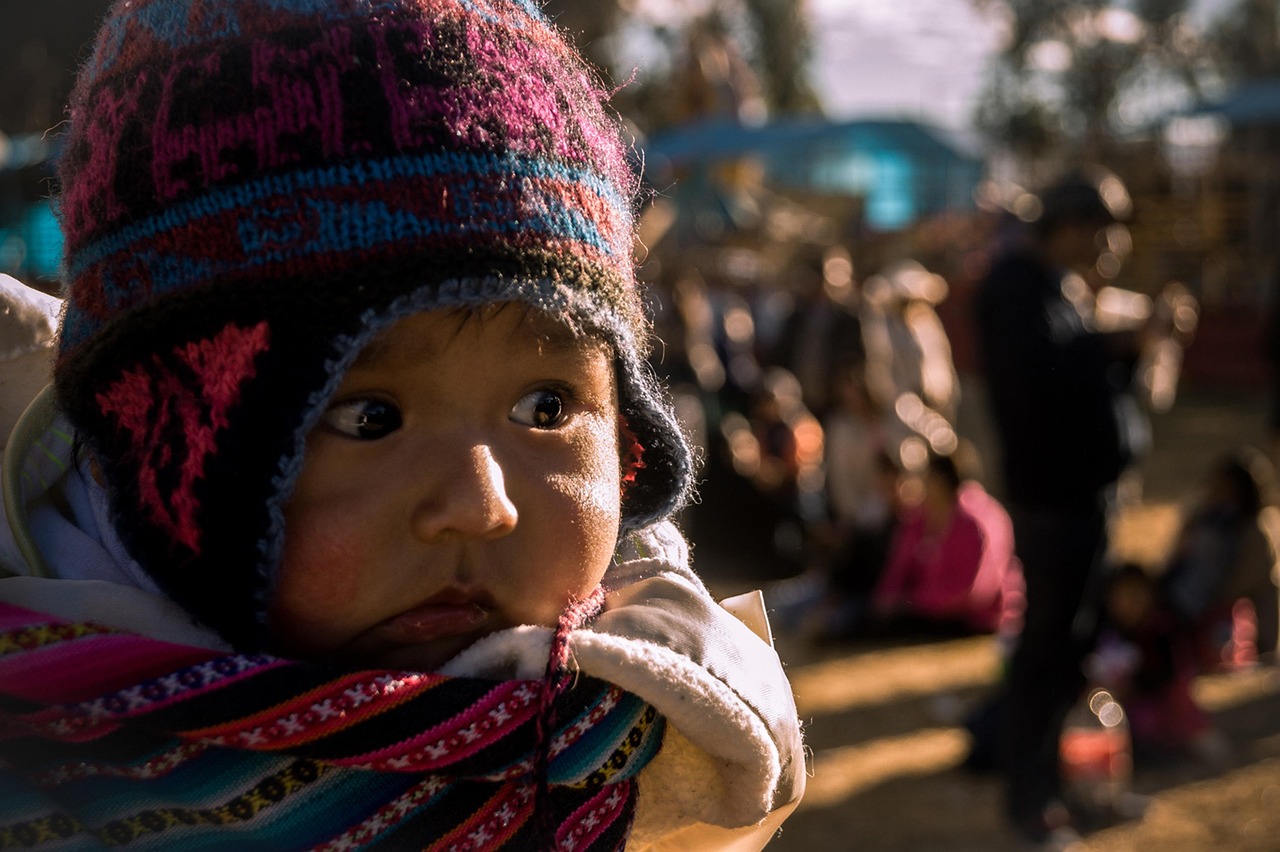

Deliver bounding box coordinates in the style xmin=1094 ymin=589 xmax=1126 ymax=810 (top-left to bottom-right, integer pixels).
xmin=54 ymin=0 xmax=693 ymax=650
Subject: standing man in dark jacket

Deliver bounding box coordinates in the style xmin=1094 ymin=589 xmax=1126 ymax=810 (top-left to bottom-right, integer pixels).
xmin=975 ymin=169 xmax=1151 ymax=842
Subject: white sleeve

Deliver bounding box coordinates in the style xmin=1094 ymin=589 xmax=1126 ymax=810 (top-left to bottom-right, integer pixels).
xmin=441 ymin=521 xmax=806 ymax=845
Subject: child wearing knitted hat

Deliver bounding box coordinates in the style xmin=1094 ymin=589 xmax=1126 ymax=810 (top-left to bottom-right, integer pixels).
xmin=0 ymin=0 xmax=803 ymax=848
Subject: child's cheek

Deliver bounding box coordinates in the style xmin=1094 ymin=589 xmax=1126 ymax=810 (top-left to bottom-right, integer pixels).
xmin=538 ymin=428 xmax=622 ymax=596
xmin=547 ymin=465 xmax=620 ymax=534
xmin=271 ymin=515 xmax=369 ymax=647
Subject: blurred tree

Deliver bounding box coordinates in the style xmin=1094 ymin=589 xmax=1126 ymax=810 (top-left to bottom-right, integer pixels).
xmin=1 ymin=0 xmax=820 ymax=138
xmin=541 ymin=1 xmax=631 ymax=88
xmin=972 ymin=0 xmax=1280 ymax=169
xmin=547 ymin=0 xmax=821 ymax=133
xmin=1203 ymin=0 xmax=1280 ymax=79
xmin=668 ymin=10 xmax=768 ymax=124
xmin=741 ymin=0 xmax=823 ymax=115
xmin=970 ymin=0 xmax=1280 ymax=304
xmin=970 ymin=0 xmax=1208 ymax=168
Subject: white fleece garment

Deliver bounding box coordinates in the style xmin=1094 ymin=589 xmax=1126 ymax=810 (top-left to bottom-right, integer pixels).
xmin=442 ymin=528 xmax=805 ymax=847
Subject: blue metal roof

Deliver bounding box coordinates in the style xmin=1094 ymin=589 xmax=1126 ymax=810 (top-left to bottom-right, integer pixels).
xmin=1196 ymin=78 xmax=1280 ymax=126
xmin=642 ymin=117 xmax=984 ymax=231
xmin=643 ymin=117 xmax=981 ymax=170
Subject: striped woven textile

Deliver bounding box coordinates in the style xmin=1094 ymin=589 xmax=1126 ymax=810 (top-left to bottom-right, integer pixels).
xmin=0 ymin=602 xmax=663 ymax=850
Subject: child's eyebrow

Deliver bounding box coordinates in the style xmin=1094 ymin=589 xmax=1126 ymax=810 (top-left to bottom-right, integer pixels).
xmin=350 ymin=334 xmax=424 ymax=370
xmin=350 ymin=316 xmax=596 ymax=371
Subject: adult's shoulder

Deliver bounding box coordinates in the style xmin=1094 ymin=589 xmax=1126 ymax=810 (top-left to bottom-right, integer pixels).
xmin=981 ymin=249 xmax=1051 ymax=292
xmin=975 ymin=247 xmax=1060 ymax=329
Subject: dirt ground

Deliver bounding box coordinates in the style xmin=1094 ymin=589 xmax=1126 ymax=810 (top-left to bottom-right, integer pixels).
xmin=696 ymin=383 xmax=1280 ymax=850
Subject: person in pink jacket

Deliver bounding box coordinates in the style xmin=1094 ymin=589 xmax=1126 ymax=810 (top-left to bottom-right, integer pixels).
xmin=872 ymin=452 xmax=1017 ymax=634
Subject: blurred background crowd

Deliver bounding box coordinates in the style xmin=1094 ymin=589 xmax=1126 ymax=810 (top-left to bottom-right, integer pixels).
xmin=3 ymin=0 xmax=1280 ymax=848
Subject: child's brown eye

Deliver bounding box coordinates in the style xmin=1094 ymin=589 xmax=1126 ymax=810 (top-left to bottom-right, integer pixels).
xmin=321 ymin=399 xmax=403 ymax=440
xmin=510 ymin=389 xmax=567 ymax=429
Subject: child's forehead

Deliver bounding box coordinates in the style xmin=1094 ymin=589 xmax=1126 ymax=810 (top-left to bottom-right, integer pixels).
xmin=353 ymin=305 xmax=602 ymax=370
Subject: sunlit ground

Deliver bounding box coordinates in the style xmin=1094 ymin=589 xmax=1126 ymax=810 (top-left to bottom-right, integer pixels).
xmin=760 ymin=577 xmax=1280 ymax=851
xmin=780 ymin=627 xmax=1279 ymax=839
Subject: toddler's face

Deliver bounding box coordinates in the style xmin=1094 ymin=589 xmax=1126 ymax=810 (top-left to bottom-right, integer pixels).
xmin=1107 ymin=579 xmax=1152 ymax=630
xmin=269 ymin=305 xmax=622 ymax=670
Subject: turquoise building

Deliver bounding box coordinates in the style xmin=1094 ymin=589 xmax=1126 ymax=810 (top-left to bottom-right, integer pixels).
xmin=643 ymin=117 xmax=985 ymax=231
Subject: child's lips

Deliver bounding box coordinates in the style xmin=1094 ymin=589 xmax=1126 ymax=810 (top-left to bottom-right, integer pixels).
xmin=342 ymin=590 xmax=504 ymax=670
xmin=380 ymin=602 xmax=490 ymax=644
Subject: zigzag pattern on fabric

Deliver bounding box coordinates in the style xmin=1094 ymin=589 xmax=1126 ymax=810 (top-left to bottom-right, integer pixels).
xmin=0 ymin=602 xmax=663 ymax=849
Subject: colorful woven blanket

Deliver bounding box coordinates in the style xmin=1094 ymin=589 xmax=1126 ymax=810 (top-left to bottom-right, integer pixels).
xmin=0 ymin=600 xmax=663 ymax=850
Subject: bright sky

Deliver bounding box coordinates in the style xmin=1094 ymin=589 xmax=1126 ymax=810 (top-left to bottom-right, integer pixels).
xmin=629 ymin=0 xmax=1235 ymax=133
xmin=807 ymin=0 xmax=1004 ymax=131
xmin=808 ymin=0 xmax=1236 ymax=131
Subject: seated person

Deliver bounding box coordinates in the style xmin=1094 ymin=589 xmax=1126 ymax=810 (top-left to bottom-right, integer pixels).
xmin=1161 ymin=449 xmax=1280 ymax=667
xmin=1089 ymin=564 xmax=1222 ymax=760
xmin=871 ymin=452 xmax=1013 ymax=634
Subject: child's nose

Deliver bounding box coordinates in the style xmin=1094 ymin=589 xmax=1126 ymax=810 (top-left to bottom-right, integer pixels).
xmin=411 ymin=444 xmax=518 ymax=542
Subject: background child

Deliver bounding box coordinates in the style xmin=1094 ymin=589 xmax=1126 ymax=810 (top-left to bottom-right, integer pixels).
xmin=0 ymin=0 xmax=804 ymax=847
xmin=1088 ymin=563 xmax=1223 ymax=761
xmin=1160 ymin=448 xmax=1280 ymax=667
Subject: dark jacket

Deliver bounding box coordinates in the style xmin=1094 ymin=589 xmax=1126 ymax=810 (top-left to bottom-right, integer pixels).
xmin=974 ymin=249 xmax=1144 ymax=509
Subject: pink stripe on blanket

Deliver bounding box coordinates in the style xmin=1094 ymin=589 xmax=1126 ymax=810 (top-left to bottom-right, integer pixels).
xmin=0 ymin=629 xmax=216 ymax=704
xmin=312 ymin=775 xmax=453 ymax=852
xmin=1 ymin=704 xmax=118 ymax=743
xmin=0 ymin=603 xmax=296 ymax=717
xmin=557 ymin=782 xmax=634 ymax=850
xmin=333 ymin=680 xmax=542 ymax=773
xmin=426 ymin=780 xmax=535 ymax=852
xmin=183 ymin=670 xmax=444 ymax=748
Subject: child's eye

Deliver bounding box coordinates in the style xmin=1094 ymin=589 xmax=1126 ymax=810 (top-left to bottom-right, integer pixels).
xmin=321 ymin=399 xmax=403 ymax=440
xmin=510 ymin=389 xmax=568 ymax=429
